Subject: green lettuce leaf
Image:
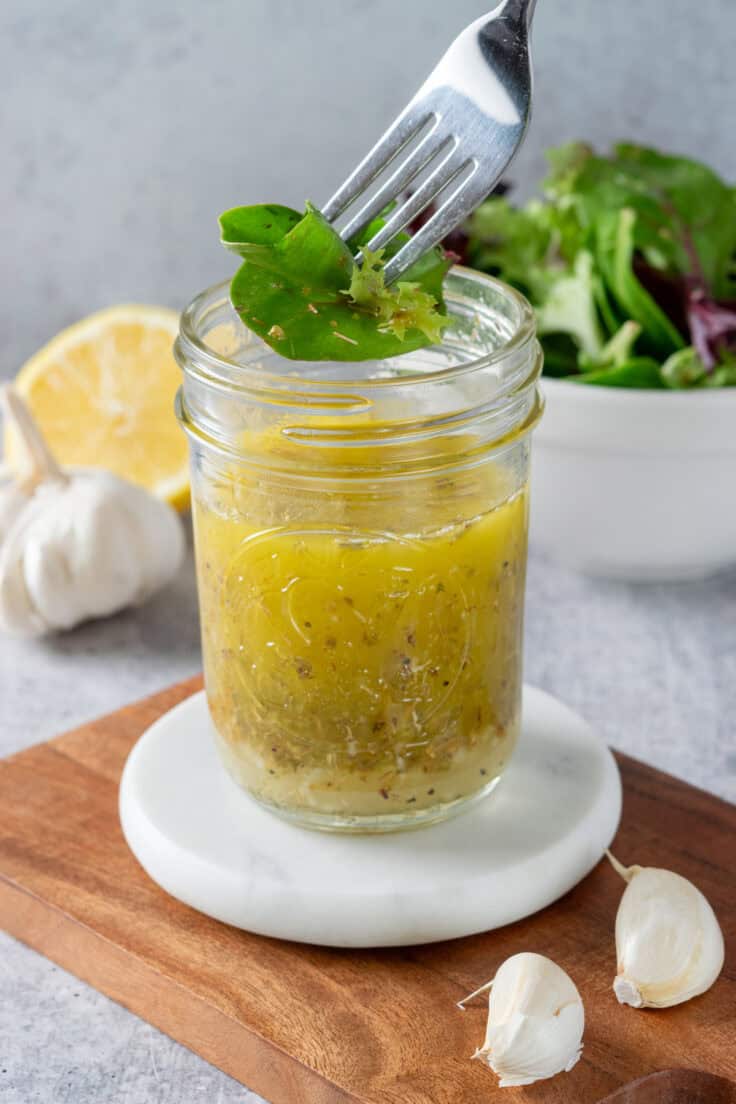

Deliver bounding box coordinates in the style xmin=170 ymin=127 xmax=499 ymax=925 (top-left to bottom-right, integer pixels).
xmin=660 ymin=346 xmax=707 ymax=388
xmin=344 ymin=248 xmax=447 ymax=343
xmin=578 ymin=320 xmax=642 ymax=373
xmin=535 ymin=251 xmax=605 ymax=357
xmin=220 ymin=202 xmax=451 ymax=361
xmin=463 ymin=196 xmax=584 ymax=304
xmin=704 ymin=359 xmax=736 ymax=387
xmin=594 ymin=208 xmax=685 ymax=356
xmin=544 ymin=141 xmax=595 ymax=198
xmin=464 ymin=142 xmax=736 ymax=387
xmin=570 ymin=144 xmax=736 ymax=298
xmin=539 ymin=333 xmax=579 ymax=378
xmin=574 ymin=357 xmax=665 ymax=388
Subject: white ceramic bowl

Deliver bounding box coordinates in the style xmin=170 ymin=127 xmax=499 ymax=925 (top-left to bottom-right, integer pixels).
xmin=530 ymin=378 xmax=736 ymax=581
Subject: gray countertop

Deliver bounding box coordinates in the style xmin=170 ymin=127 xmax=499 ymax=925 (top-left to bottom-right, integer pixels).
xmin=2 ymin=538 xmax=735 ymax=1103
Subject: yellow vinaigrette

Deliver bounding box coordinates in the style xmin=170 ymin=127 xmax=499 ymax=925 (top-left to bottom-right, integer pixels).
xmin=194 ymin=453 xmax=528 ymax=825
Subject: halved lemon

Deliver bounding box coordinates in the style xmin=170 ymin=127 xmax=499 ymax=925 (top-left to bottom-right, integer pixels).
xmin=6 ymin=305 xmax=189 ymax=510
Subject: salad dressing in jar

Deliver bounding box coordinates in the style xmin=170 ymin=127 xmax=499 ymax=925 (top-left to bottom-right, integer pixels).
xmin=176 ymin=267 xmax=542 ymax=831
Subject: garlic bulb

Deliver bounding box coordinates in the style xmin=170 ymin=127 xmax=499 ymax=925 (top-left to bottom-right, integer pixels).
xmin=459 ymin=952 xmax=584 ymax=1088
xmin=0 ymin=387 xmax=184 ymax=636
xmin=608 ymin=850 xmax=724 ymax=1009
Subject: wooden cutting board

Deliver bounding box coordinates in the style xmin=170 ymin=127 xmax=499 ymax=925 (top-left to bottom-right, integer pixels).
xmin=1 ymin=677 xmax=734 ymax=1104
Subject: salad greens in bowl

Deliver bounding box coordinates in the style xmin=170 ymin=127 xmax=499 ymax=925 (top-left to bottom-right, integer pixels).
xmin=452 ymin=142 xmax=736 ymax=389
xmin=459 ymin=144 xmax=736 ymax=580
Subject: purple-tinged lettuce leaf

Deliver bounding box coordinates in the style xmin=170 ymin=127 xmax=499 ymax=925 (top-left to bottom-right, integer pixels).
xmin=686 ymin=287 xmax=736 ymax=370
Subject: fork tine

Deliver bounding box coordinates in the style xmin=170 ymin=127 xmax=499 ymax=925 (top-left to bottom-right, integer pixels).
xmin=382 ymin=128 xmax=519 ymax=283
xmin=338 ymin=127 xmax=449 ymax=243
xmin=321 ymin=108 xmax=433 ymax=224
xmin=359 ymin=148 xmax=470 ymax=257
xmin=382 ymin=172 xmax=486 ymax=284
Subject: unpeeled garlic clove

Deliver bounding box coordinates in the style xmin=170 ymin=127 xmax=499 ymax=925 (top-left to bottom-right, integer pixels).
xmin=0 ymin=385 xmax=47 ymax=540
xmin=459 ymin=952 xmax=584 ymax=1088
xmin=0 ymin=477 xmax=28 ymax=541
xmin=607 ymin=850 xmax=724 ymax=1010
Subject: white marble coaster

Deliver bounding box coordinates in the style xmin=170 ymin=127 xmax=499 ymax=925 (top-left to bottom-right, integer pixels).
xmin=119 ymin=687 xmax=621 ymax=948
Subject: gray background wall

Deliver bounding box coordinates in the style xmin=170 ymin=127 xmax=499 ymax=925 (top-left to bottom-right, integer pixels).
xmin=4 ymin=0 xmax=735 ymax=372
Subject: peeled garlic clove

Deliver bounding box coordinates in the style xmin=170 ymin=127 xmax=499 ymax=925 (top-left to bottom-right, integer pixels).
xmin=608 ymin=851 xmax=724 ymax=1010
xmin=462 ymin=952 xmax=584 ymax=1088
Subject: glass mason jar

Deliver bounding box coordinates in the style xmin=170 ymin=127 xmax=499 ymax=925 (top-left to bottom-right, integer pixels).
xmin=176 ymin=267 xmax=542 ymax=833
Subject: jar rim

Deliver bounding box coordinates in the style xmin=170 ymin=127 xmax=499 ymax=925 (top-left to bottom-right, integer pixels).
xmin=176 ymin=265 xmax=536 ymax=393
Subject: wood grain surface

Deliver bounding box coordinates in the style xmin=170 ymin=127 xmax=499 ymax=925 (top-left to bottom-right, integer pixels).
xmin=598 ymin=1069 xmax=736 ymax=1103
xmin=1 ymin=678 xmax=734 ymax=1104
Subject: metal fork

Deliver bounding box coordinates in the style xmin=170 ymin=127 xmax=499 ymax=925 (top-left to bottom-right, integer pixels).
xmin=322 ymin=0 xmax=537 ymax=284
